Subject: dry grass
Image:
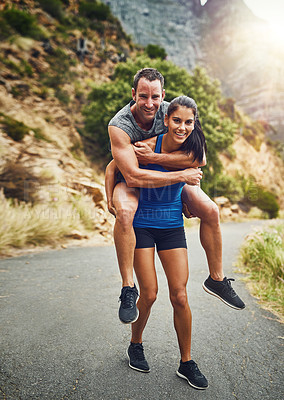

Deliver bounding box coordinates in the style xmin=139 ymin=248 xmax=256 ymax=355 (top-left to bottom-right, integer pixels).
xmin=0 ymin=189 xmax=98 ymax=254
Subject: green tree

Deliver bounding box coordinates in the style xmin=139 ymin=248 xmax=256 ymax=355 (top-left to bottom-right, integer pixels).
xmin=145 ymin=44 xmax=167 ymax=60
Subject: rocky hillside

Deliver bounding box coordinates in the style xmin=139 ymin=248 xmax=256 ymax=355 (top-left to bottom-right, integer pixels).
xmin=0 ymin=0 xmax=136 ymax=252
xmin=103 ymin=0 xmax=284 ymax=142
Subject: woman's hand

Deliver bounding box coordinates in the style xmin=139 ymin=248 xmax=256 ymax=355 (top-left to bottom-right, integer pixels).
xmin=107 ymin=200 xmax=117 ymax=217
xmin=182 ymin=167 xmax=203 ymax=186
xmin=133 ymin=142 xmax=155 ymax=165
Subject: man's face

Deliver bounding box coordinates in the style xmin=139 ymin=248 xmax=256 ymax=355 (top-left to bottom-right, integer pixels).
xmin=132 ymin=78 xmax=165 ymax=124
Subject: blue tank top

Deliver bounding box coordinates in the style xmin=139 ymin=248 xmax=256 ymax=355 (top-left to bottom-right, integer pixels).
xmin=133 ymin=134 xmax=185 ymax=229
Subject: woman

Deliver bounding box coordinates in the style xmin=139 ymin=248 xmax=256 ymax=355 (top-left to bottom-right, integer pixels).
xmin=105 ymin=96 xmax=208 ymax=390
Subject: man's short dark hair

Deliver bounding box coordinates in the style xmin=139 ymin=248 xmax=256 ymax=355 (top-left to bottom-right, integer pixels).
xmin=133 ymin=68 xmax=164 ymax=92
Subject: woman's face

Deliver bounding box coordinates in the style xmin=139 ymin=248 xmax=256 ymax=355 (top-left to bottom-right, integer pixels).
xmin=165 ymin=106 xmax=195 ymax=143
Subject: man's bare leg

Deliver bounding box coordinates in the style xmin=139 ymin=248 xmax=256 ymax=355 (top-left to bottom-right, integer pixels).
xmin=112 ymin=182 xmax=139 ymax=286
xmin=112 ymin=182 xmax=141 ymax=323
xmin=181 ymin=185 xmax=245 ymax=310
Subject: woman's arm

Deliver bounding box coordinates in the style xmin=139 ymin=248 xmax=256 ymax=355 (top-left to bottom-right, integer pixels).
xmin=105 ymin=159 xmax=119 ymax=216
xmin=134 ymin=142 xmax=207 ymax=169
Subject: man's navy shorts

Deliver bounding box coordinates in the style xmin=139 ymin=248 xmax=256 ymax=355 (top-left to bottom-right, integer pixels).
xmin=134 ymin=226 xmax=187 ymax=252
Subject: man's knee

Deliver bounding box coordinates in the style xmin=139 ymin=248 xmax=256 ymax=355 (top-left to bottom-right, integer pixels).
xmin=115 ymin=206 xmax=137 ymax=229
xmin=200 ymin=200 xmax=220 ymax=224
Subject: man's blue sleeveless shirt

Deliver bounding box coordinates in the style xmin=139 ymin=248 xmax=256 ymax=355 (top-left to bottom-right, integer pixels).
xmin=133 ymin=134 xmax=185 ymax=229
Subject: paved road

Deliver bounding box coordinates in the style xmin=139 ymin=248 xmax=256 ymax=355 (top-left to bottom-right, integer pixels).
xmin=0 ymin=221 xmax=283 ymax=400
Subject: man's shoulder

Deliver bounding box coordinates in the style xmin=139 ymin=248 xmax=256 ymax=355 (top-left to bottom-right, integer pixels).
xmin=108 ymin=101 xmax=132 ymax=126
xmin=157 ymin=101 xmax=169 ymax=118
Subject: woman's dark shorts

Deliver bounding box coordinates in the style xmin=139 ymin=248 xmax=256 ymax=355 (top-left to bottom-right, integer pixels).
xmin=134 ymin=226 xmax=187 ymax=252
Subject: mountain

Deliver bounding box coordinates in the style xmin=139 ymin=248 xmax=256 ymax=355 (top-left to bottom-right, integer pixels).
xmin=103 ymin=0 xmax=284 ymax=141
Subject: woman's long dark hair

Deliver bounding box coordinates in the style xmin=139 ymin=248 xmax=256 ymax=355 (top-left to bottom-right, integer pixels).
xmin=167 ymin=96 xmax=207 ymax=163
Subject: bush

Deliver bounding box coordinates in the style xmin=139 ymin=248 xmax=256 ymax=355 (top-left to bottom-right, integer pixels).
xmin=209 ymin=174 xmax=243 ymax=203
xmin=37 ymin=0 xmax=64 ymax=21
xmin=55 ymin=88 xmax=70 ymax=105
xmin=0 ymin=161 xmax=54 ymax=203
xmin=79 ymin=1 xmax=111 ymax=21
xmin=251 ymin=189 xmax=279 ymax=219
xmin=145 ymin=44 xmax=167 ymax=60
xmin=1 ymin=7 xmax=43 ymax=39
xmin=0 ymin=113 xmax=30 ymax=141
xmin=241 ymin=175 xmax=279 ymax=219
xmin=0 ymin=15 xmax=13 ymax=40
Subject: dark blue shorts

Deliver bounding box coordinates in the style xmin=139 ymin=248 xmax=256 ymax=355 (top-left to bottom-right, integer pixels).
xmin=134 ymin=226 xmax=187 ymax=252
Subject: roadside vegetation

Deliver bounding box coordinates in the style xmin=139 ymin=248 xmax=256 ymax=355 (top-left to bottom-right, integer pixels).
xmin=237 ymin=221 xmax=284 ymax=322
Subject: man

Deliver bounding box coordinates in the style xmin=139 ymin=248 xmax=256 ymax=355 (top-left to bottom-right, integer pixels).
xmin=107 ymin=68 xmax=245 ymax=324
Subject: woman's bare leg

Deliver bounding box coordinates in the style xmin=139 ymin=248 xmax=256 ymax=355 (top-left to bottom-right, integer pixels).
xmin=131 ymin=247 xmax=158 ymax=343
xmin=158 ymin=248 xmax=192 ymax=362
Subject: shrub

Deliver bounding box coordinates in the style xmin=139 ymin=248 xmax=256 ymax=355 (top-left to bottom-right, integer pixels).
xmin=0 ymin=15 xmax=13 ymax=40
xmin=241 ymin=175 xmax=279 ymax=219
xmin=55 ymin=88 xmax=70 ymax=105
xmin=1 ymin=7 xmax=43 ymax=39
xmin=209 ymin=174 xmax=243 ymax=203
xmin=0 ymin=113 xmax=30 ymax=141
xmin=79 ymin=1 xmax=111 ymax=21
xmin=0 ymin=161 xmax=55 ymax=203
xmin=251 ymin=189 xmax=279 ymax=219
xmin=145 ymin=44 xmax=167 ymax=60
xmin=37 ymin=0 xmax=64 ymax=22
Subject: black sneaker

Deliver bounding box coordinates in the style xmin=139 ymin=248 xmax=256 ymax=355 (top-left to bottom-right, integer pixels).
xmin=176 ymin=360 xmax=208 ymax=390
xmin=127 ymin=342 xmax=150 ymax=373
xmin=118 ymin=285 xmax=139 ymax=324
xmin=203 ymin=276 xmax=245 ymax=310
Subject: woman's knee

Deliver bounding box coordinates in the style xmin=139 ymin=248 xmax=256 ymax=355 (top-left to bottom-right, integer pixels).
xmin=170 ymin=288 xmax=188 ymax=309
xmin=141 ymin=289 xmax=158 ymax=308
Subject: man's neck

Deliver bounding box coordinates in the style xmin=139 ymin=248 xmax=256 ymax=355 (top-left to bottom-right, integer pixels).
xmin=130 ymin=103 xmax=155 ymax=131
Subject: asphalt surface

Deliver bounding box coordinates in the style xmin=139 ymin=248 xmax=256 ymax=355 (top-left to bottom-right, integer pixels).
xmin=0 ymin=220 xmax=283 ymax=400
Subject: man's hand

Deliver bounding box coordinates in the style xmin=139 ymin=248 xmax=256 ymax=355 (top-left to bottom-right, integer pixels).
xmin=133 ymin=142 xmax=155 ymax=165
xmin=182 ymin=168 xmax=203 ymax=186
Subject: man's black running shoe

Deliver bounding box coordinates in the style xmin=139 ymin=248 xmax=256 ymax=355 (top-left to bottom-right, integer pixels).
xmin=176 ymin=360 xmax=208 ymax=390
xmin=203 ymin=276 xmax=245 ymax=310
xmin=119 ymin=285 xmax=139 ymax=323
xmin=127 ymin=342 xmax=150 ymax=372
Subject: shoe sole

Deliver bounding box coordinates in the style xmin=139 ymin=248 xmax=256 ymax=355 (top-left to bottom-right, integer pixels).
xmin=176 ymin=370 xmax=208 ymax=390
xmin=126 ymin=349 xmax=150 ymax=373
xmin=119 ymin=308 xmax=139 ymax=324
xmin=202 ymin=283 xmax=245 ymax=310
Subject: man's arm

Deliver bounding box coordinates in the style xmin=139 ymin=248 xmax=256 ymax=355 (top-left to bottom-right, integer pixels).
xmin=109 ymin=126 xmax=203 ymax=188
xmin=133 ymin=141 xmax=207 ymax=169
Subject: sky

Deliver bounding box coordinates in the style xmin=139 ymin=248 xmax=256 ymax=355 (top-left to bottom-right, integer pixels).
xmin=201 ymin=0 xmax=284 ymax=40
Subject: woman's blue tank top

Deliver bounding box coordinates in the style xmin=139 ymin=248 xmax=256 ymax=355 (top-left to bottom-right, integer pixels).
xmin=133 ymin=134 xmax=185 ymax=229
